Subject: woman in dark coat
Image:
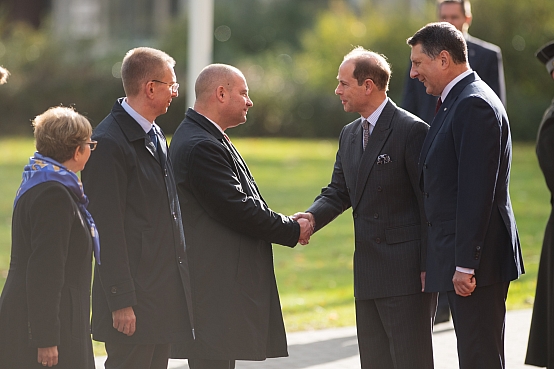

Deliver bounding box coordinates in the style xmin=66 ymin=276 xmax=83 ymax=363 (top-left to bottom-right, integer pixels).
xmin=0 ymin=106 xmax=100 ymax=368
xmin=526 ymin=42 xmax=554 ymax=368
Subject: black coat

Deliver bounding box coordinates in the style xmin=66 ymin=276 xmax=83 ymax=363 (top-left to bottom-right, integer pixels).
xmin=526 ymin=98 xmax=554 ymax=367
xmin=0 ymin=182 xmax=94 ymax=368
xmin=81 ymin=100 xmax=194 ymax=345
xmin=306 ymin=100 xmax=429 ymax=299
xmin=401 ymin=35 xmax=506 ymax=124
xmin=169 ymin=108 xmax=300 ymax=360
xmin=418 ymin=72 xmax=524 ymax=292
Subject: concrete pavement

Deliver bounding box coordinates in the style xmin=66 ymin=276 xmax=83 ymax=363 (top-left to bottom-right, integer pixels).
xmin=95 ymin=308 xmax=536 ymax=369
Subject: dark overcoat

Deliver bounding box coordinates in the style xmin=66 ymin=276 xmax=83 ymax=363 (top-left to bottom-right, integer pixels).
xmin=169 ymin=108 xmax=300 ymax=361
xmin=525 ymin=98 xmax=554 ymax=367
xmin=0 ymin=182 xmax=94 ymax=368
xmin=81 ymin=100 xmax=194 ymax=346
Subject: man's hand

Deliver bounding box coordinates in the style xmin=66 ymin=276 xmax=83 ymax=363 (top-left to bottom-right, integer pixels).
xmin=452 ymin=271 xmax=476 ymax=297
xmin=297 ymin=218 xmax=314 ymax=245
xmin=37 ymin=346 xmax=58 ymax=367
xmin=292 ymin=212 xmax=315 ymax=245
xmin=112 ymin=306 xmax=136 ymax=336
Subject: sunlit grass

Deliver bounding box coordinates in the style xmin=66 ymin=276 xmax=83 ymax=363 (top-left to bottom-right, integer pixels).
xmin=0 ymin=138 xmax=547 ymax=356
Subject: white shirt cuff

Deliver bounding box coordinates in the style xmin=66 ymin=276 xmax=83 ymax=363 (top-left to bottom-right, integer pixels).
xmin=456 ymin=266 xmax=475 ymax=275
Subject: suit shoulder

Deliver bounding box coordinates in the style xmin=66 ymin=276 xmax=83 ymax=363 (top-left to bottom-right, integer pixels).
xmin=395 ymin=106 xmax=429 ymax=129
xmin=467 ymin=36 xmax=502 ymax=55
xmin=171 ymin=120 xmax=224 ymax=158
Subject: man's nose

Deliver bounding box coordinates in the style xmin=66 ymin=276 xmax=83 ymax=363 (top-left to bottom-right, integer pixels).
xmin=409 ymin=66 xmax=418 ymax=80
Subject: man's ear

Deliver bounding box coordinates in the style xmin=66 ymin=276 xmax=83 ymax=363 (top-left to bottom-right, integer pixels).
xmin=439 ymin=50 xmax=451 ymax=69
xmin=145 ymin=80 xmax=156 ymax=99
xmin=216 ymin=86 xmax=226 ymax=102
xmin=364 ymin=79 xmax=373 ymax=94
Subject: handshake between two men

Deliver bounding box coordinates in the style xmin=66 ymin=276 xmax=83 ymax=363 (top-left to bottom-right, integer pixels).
xmin=293 ymin=212 xmax=315 ymax=246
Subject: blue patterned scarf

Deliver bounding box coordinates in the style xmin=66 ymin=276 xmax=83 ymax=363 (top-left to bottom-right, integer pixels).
xmin=14 ymin=152 xmax=101 ymax=264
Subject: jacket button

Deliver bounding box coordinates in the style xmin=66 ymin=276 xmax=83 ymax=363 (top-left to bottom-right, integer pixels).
xmin=377 ymin=186 xmax=382 ymax=192
xmin=111 ymin=287 xmax=117 ymax=294
xmin=476 ymin=246 xmax=481 ymax=251
xmin=375 ymin=238 xmax=381 ymax=244
xmin=424 ymin=192 xmax=429 ymax=198
xmin=373 ymin=213 xmax=379 ymax=219
xmin=172 ymin=212 xmax=177 ymax=220
xmin=423 ymin=164 xmax=428 ymax=169
xmin=427 ymin=222 xmax=432 ymax=227
xmin=353 ymin=213 xmax=358 ymax=219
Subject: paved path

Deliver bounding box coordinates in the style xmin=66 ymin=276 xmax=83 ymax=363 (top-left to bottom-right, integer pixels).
xmin=95 ymin=309 xmax=536 ymax=369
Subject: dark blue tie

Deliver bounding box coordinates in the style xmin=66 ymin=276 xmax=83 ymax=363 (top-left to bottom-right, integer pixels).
xmin=148 ymin=126 xmax=158 ymax=149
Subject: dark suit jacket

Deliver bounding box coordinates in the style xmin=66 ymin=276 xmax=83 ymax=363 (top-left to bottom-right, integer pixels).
xmin=418 ymin=72 xmax=524 ymax=293
xmin=82 ymin=100 xmax=194 ymax=345
xmin=525 ymin=98 xmax=554 ymax=367
xmin=0 ymin=182 xmax=94 ymax=368
xmin=306 ymin=99 xmax=429 ymax=300
xmin=402 ymin=35 xmax=506 ymax=123
xmin=169 ymin=108 xmax=300 ymax=360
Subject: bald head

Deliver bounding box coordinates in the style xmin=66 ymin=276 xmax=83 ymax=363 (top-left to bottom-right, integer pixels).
xmin=195 ymin=64 xmax=244 ymax=102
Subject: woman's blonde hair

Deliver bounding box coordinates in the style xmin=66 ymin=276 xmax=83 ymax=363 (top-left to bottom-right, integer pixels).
xmin=33 ymin=106 xmax=92 ymax=163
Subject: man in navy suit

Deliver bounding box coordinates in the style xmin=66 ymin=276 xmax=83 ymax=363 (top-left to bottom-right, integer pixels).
xmin=402 ymin=0 xmax=506 ymax=125
xmin=407 ymin=23 xmax=524 ymax=369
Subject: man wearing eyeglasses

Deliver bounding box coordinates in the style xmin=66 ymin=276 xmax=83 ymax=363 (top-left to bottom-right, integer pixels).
xmin=82 ymin=47 xmax=194 ymax=369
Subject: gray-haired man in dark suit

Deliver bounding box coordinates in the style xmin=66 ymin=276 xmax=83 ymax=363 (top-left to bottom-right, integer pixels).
xmin=294 ymin=47 xmax=435 ymax=369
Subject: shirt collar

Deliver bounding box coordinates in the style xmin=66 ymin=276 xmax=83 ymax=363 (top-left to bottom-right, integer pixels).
xmin=441 ymin=69 xmax=473 ymax=103
xmin=121 ymin=98 xmax=155 ymax=133
xmin=195 ymin=110 xmax=225 ymax=135
xmin=361 ymin=97 xmax=388 ymax=128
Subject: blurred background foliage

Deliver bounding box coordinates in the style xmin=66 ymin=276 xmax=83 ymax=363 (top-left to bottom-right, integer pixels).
xmin=0 ymin=0 xmax=554 ymax=139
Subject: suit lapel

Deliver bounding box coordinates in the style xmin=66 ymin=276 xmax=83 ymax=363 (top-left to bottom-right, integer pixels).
xmin=352 ymin=100 xmax=394 ymax=210
xmin=112 ymin=100 xmax=162 ymax=165
xmin=418 ymin=72 xmax=478 ymax=180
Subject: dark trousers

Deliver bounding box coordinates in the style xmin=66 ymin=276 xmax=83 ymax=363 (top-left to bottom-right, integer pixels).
xmin=355 ymin=292 xmax=436 ymax=369
xmin=104 ymin=342 xmax=170 ymax=369
xmin=188 ymin=359 xmax=236 ymax=369
xmin=447 ymin=281 xmax=510 ymax=369
xmin=434 ymin=292 xmax=451 ymax=323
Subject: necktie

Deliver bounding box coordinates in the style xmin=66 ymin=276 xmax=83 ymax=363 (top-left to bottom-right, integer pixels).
xmin=435 ymin=97 xmax=443 ymax=115
xmin=362 ymin=120 xmax=370 ymax=151
xmin=148 ymin=126 xmax=158 ymax=149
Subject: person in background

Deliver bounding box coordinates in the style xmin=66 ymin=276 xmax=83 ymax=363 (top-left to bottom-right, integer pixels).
xmin=401 ymin=0 xmax=507 ymax=324
xmin=0 ymin=66 xmax=9 ymax=84
xmin=169 ymin=63 xmax=313 ymax=369
xmin=407 ymin=22 xmax=524 ymax=369
xmin=293 ymin=47 xmax=435 ymax=369
xmin=0 ymin=106 xmax=99 ymax=368
xmin=402 ymin=0 xmax=506 ymax=124
xmin=525 ymin=40 xmax=554 ymax=369
xmin=81 ymin=47 xmax=194 ymax=369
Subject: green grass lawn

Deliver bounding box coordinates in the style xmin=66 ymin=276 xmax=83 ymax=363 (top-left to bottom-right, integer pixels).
xmin=0 ymin=137 xmax=548 ymax=353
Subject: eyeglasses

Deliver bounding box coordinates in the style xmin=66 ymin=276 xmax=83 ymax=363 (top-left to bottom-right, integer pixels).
xmin=151 ymin=79 xmax=180 ymax=93
xmin=86 ymin=141 xmax=97 ymax=151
